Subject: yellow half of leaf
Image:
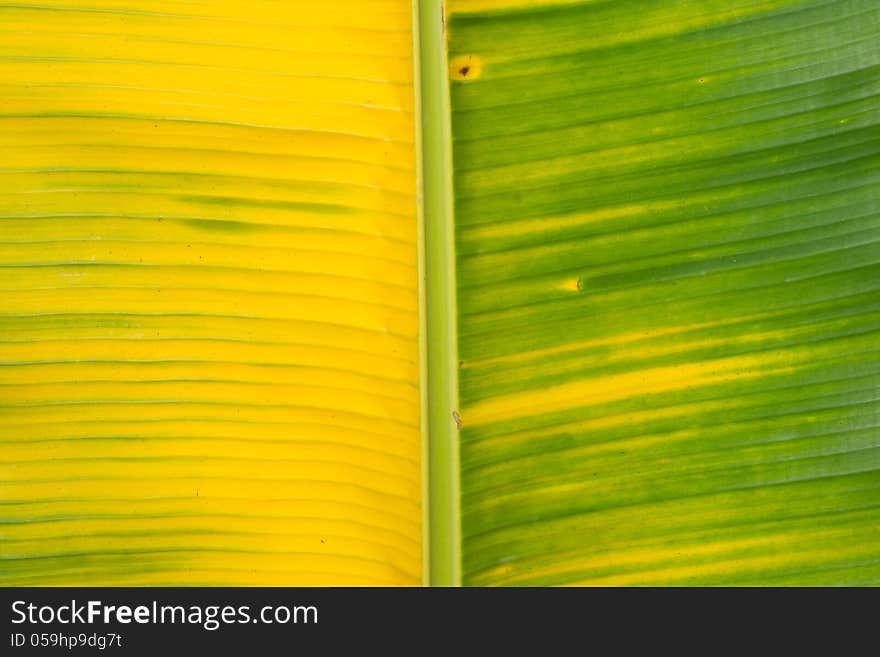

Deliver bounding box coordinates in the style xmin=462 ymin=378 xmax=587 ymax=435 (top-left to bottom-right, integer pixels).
xmin=0 ymin=0 xmax=421 ymax=585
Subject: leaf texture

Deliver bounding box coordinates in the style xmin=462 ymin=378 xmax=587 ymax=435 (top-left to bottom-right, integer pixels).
xmin=447 ymin=0 xmax=880 ymax=585
xmin=0 ymin=0 xmax=422 ymax=585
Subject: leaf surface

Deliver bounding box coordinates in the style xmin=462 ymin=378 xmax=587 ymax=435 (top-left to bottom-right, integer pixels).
xmin=0 ymin=0 xmax=422 ymax=585
xmin=447 ymin=0 xmax=880 ymax=585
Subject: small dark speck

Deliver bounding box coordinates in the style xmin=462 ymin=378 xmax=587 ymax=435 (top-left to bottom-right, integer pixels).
xmin=458 ymin=360 xmax=464 ymax=368
xmin=320 ymin=539 xmax=325 ymax=544
xmin=459 ymin=66 xmax=470 ymax=77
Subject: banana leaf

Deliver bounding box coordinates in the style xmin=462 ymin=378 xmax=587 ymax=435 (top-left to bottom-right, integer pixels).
xmin=1 ymin=0 xmax=879 ymax=587
xmin=0 ymin=0 xmax=423 ymax=585
xmin=445 ymin=0 xmax=880 ymax=585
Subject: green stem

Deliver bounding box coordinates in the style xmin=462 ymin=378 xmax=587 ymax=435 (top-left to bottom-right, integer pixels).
xmin=414 ymin=0 xmax=461 ymax=587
